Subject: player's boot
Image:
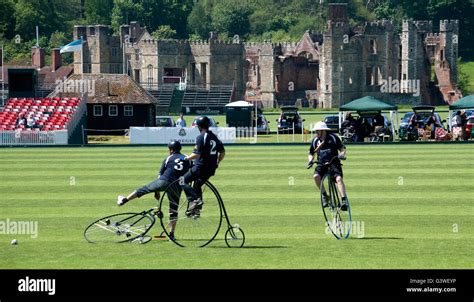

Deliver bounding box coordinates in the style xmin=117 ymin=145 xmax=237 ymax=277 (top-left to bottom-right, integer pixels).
xmin=185 ymin=198 xmax=203 ymax=217
xmin=117 ymin=195 xmax=128 ymax=206
xmin=340 ymin=197 xmax=349 ymax=211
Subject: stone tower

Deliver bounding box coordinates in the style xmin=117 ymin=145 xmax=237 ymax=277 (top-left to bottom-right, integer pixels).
xmin=400 ymin=20 xmax=432 ymax=100
xmin=319 ymin=3 xmax=350 ymax=108
xmin=440 ymin=20 xmax=459 ymax=84
xmin=73 ymin=25 xmax=123 ymax=75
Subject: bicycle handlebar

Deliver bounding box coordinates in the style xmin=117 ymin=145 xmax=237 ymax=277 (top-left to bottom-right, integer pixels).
xmin=307 ymin=155 xmax=346 ymax=169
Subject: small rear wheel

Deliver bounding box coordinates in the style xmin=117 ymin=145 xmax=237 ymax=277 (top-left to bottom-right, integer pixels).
xmin=225 ymin=226 xmax=245 ymax=248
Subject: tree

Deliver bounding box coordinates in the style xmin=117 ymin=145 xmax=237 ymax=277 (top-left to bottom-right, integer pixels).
xmin=85 ymin=0 xmax=114 ymax=25
xmin=111 ymin=0 xmax=144 ymax=34
xmin=151 ymin=25 xmax=177 ymax=40
xmin=211 ymin=0 xmax=253 ymax=38
xmin=49 ymin=31 xmax=70 ymax=48
xmin=187 ymin=2 xmax=212 ymax=38
xmin=0 ymin=0 xmax=15 ymax=40
xmin=14 ymin=0 xmax=55 ymax=40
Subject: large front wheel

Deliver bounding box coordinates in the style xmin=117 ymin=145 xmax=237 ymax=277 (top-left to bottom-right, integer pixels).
xmin=158 ymin=179 xmax=223 ymax=247
xmin=84 ymin=212 xmax=155 ymax=243
xmin=320 ymin=174 xmax=352 ymax=240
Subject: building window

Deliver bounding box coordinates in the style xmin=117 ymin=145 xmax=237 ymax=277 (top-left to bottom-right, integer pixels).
xmin=89 ymin=27 xmax=95 ymax=36
xmin=191 ymin=63 xmax=196 ymax=85
xmin=109 ymin=105 xmax=118 ymax=116
xmin=147 ymin=64 xmax=154 ymax=86
xmin=134 ymin=69 xmax=140 ymax=83
xmin=93 ymin=105 xmax=103 ymax=116
xmin=124 ymin=105 xmax=133 ymax=117
xmin=369 ymin=39 xmax=377 ymax=54
xmin=111 ymin=47 xmax=119 ymax=58
xmin=201 ymin=62 xmax=207 ymax=86
xmin=366 ymin=68 xmax=373 ymax=86
xmin=374 ymin=67 xmax=381 ymax=86
xmin=135 ymin=49 xmax=140 ymax=61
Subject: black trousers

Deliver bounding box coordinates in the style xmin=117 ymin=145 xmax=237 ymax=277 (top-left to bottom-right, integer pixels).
xmin=181 ymin=168 xmax=213 ymax=202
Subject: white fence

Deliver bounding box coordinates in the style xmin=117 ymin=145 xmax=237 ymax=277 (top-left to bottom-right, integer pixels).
xmin=0 ymin=130 xmax=68 ymax=145
xmin=130 ymin=127 xmax=236 ymax=144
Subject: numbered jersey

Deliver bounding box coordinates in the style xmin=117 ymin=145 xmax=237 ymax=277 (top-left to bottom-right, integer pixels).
xmin=158 ymin=152 xmax=190 ymax=182
xmin=193 ymin=130 xmax=225 ymax=174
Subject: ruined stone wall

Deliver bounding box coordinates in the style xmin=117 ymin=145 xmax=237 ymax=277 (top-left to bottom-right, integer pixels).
xmin=244 ymin=42 xmax=276 ymax=107
xmin=273 ymin=56 xmax=318 ymax=105
xmin=209 ymin=41 xmax=244 ymax=98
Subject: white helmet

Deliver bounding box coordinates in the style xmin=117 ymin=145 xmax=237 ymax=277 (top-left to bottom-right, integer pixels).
xmin=311 ymin=121 xmax=331 ymax=131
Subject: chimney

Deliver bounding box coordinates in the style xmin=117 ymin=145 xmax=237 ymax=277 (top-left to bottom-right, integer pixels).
xmin=52 ymin=48 xmax=61 ymax=72
xmin=328 ymin=3 xmax=348 ymax=22
xmin=32 ymin=46 xmax=45 ymax=69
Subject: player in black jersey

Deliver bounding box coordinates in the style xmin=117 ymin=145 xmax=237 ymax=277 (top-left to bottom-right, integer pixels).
xmin=182 ymin=116 xmax=225 ymax=218
xmin=307 ymin=121 xmax=349 ymax=210
xmin=116 ymin=140 xmax=190 ymax=238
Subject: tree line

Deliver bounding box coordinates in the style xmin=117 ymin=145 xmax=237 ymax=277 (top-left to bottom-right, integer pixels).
xmin=0 ymin=0 xmax=473 ymax=65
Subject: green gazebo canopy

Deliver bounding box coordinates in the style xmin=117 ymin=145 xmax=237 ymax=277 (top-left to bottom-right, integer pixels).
xmin=449 ymin=95 xmax=474 ymax=110
xmin=340 ymin=96 xmax=398 ymax=111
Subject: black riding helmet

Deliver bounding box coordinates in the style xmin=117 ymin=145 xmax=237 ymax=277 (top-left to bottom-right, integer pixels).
xmin=168 ymin=140 xmax=182 ymax=152
xmin=196 ymin=116 xmax=211 ymax=130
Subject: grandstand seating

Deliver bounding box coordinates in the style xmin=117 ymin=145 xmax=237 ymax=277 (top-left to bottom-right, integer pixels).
xmin=147 ymin=84 xmax=233 ymax=113
xmin=181 ymin=85 xmax=233 ymax=107
xmin=0 ymin=97 xmax=81 ymax=131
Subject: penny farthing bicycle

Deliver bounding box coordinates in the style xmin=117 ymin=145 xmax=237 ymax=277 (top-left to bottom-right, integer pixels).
xmin=83 ymin=179 xmax=245 ymax=248
xmin=156 ymin=178 xmax=245 ymax=248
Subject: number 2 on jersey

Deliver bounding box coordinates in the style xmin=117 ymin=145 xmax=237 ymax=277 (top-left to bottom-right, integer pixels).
xmin=210 ymin=140 xmax=217 ymax=155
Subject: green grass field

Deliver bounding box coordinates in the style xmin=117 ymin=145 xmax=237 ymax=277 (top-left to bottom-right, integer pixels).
xmin=0 ymin=144 xmax=473 ymax=269
xmin=460 ymin=61 xmax=474 ymax=94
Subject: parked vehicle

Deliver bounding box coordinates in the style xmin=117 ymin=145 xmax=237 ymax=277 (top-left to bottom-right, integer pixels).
xmin=466 ymin=116 xmax=474 ymax=139
xmin=256 ymin=113 xmax=270 ymax=134
xmin=276 ymin=106 xmax=305 ymax=134
xmin=450 ymin=109 xmax=473 ymax=127
xmin=356 ymin=111 xmax=393 ymax=142
xmin=155 ymin=116 xmax=176 ymax=127
xmin=399 ymin=106 xmax=446 ymax=141
xmin=323 ymin=115 xmax=339 ymax=133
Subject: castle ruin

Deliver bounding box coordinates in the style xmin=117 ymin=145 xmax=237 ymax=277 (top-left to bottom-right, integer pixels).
xmin=72 ymin=3 xmax=461 ymax=110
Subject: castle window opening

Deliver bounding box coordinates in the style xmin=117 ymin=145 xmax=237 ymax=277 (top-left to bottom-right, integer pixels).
xmin=163 ymin=68 xmax=184 ymax=84
xmin=369 ymin=39 xmax=377 ymax=54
